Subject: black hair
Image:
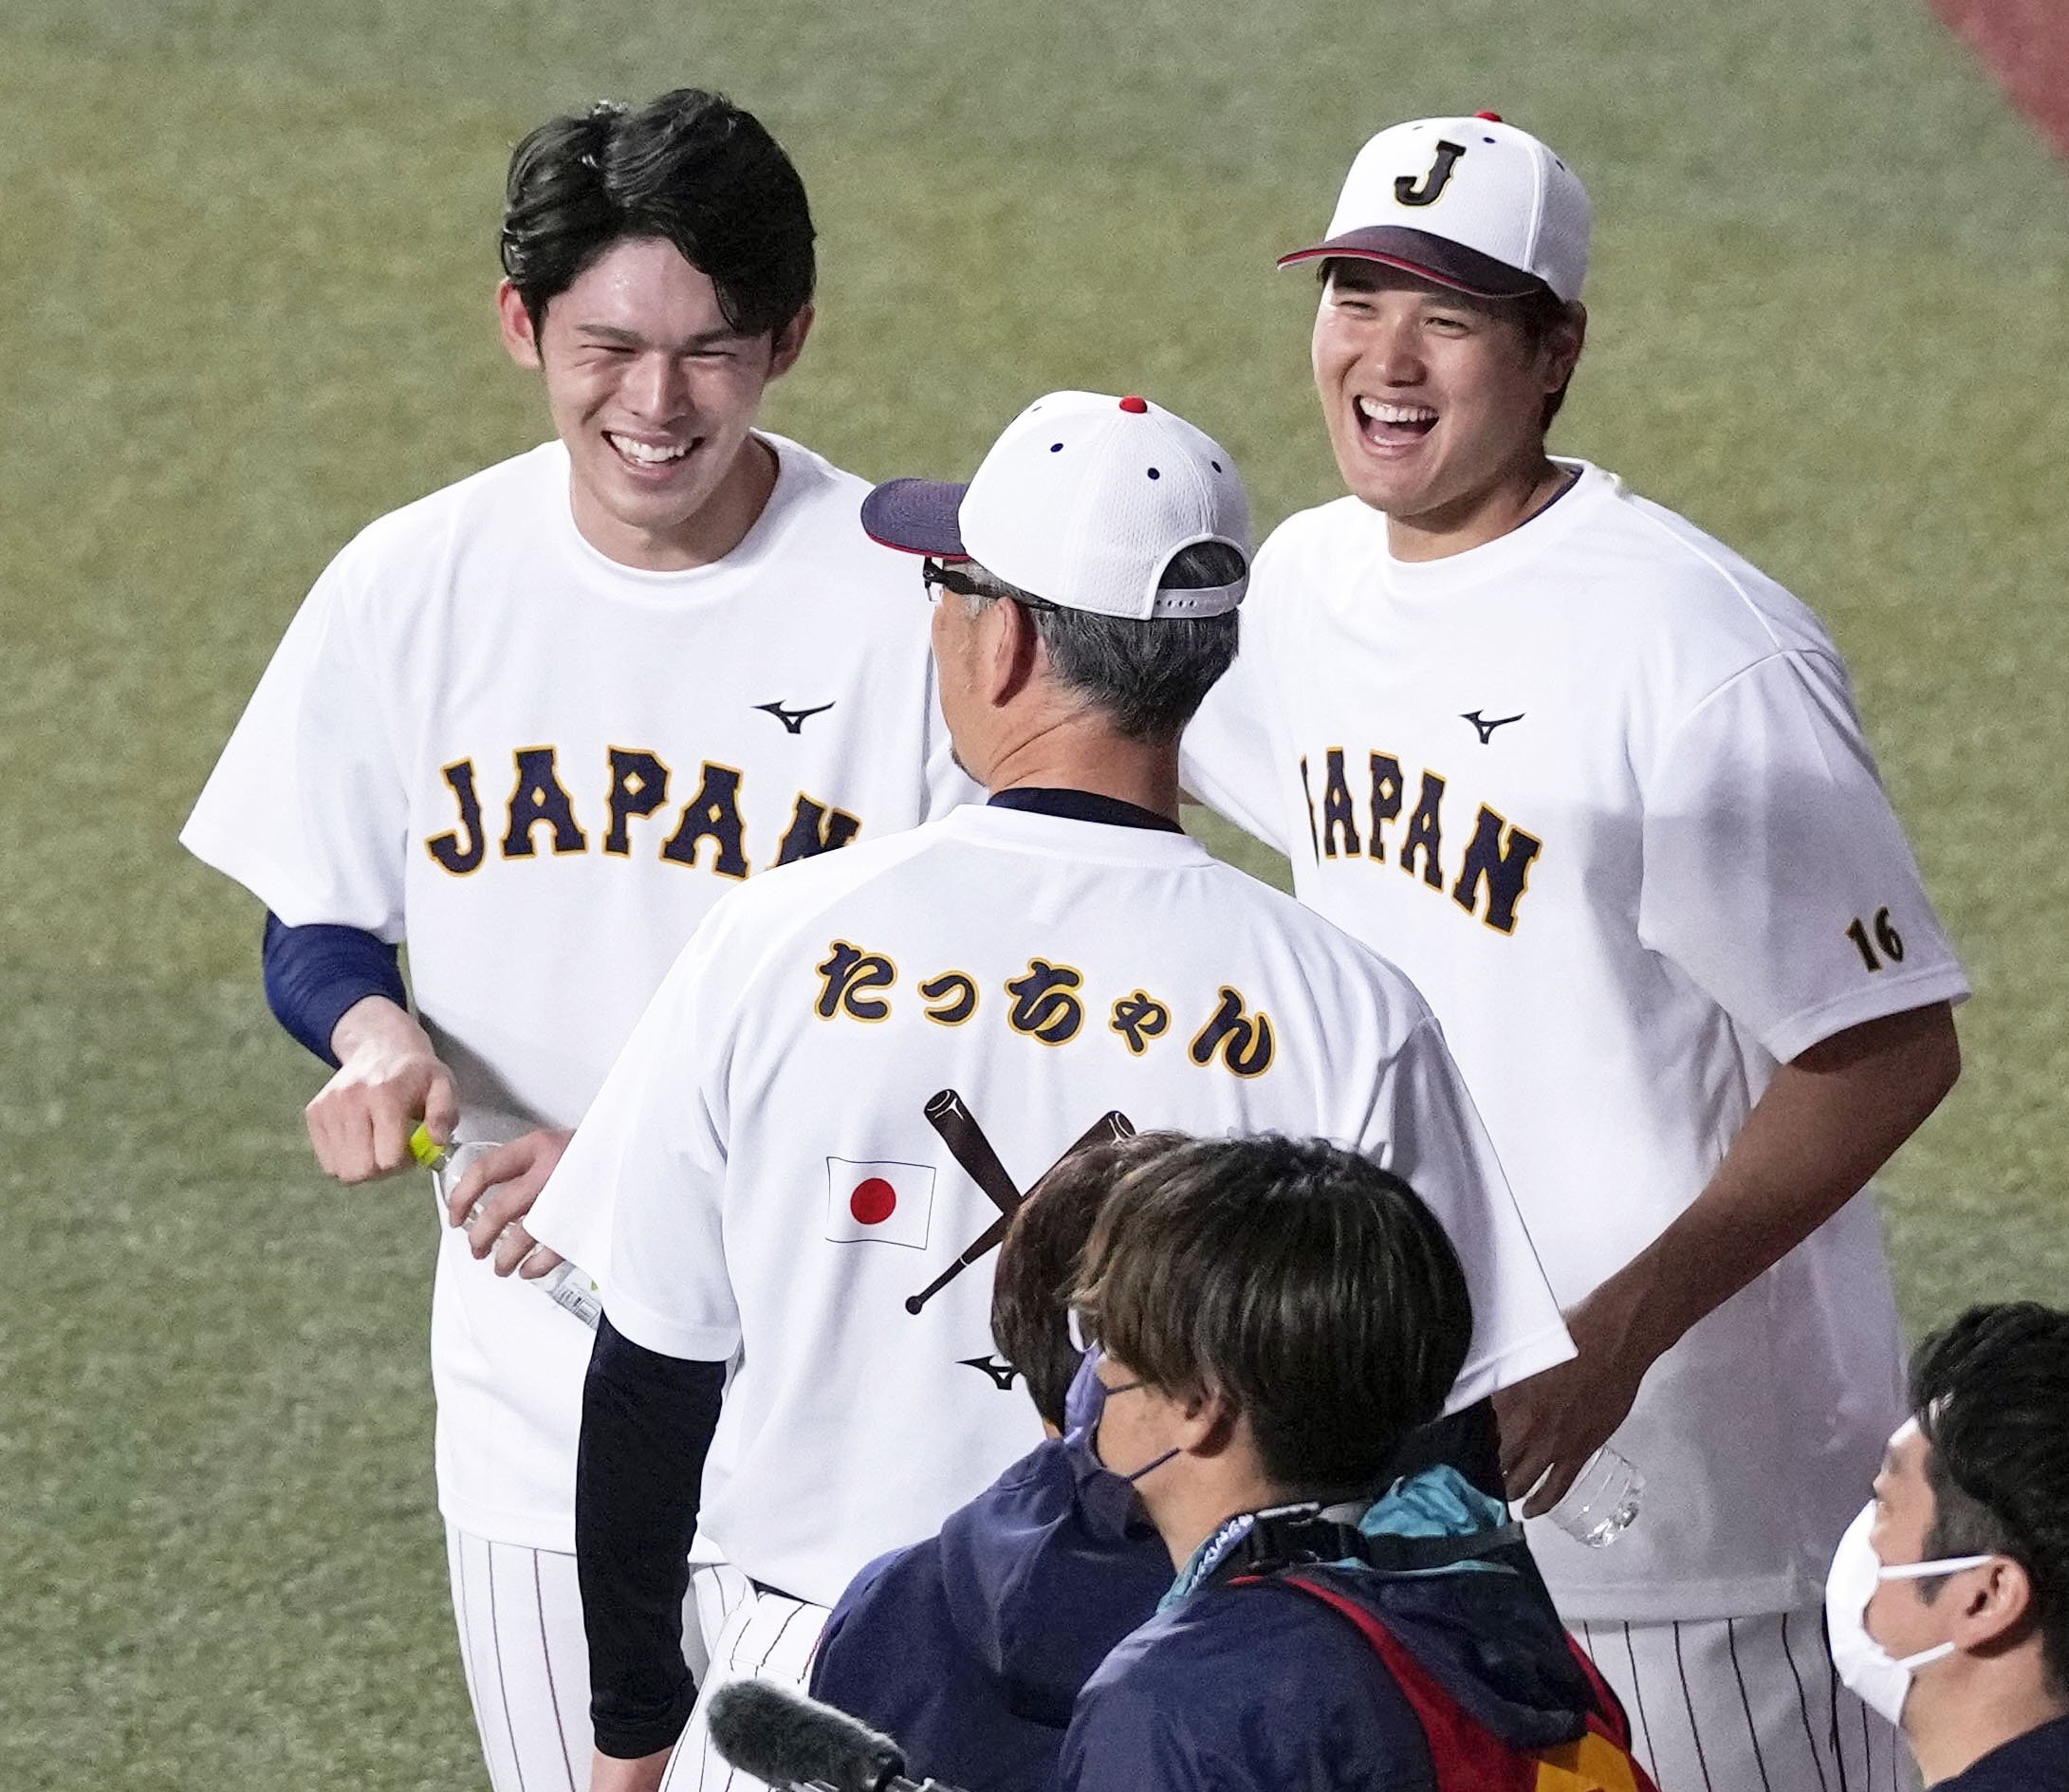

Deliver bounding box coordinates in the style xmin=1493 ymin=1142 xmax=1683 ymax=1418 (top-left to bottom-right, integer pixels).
xmin=1912 ymin=1302 xmax=2069 ymax=1698
xmin=953 ymin=540 xmax=1244 ymax=741
xmin=501 ymin=88 xmax=815 ymax=342
xmin=990 ymin=1134 xmax=1179 ymax=1430
xmin=1073 ymin=1135 xmax=1472 ymax=1497
xmin=1510 ymin=284 xmax=1581 ymax=424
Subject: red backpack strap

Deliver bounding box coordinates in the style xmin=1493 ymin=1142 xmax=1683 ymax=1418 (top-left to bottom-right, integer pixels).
xmin=1265 ymin=1573 xmax=1537 ymax=1792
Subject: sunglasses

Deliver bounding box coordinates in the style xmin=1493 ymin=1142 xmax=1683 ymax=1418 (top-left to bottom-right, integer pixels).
xmin=921 ymin=558 xmax=1058 ymax=611
xmin=921 ymin=558 xmax=986 ymax=600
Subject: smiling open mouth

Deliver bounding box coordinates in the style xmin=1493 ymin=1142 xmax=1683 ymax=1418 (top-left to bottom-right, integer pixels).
xmin=1355 ymin=398 xmax=1437 ymax=446
xmin=605 ymin=432 xmax=694 ymax=467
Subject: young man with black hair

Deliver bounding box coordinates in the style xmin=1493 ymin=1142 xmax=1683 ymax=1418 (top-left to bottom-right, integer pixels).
xmin=1826 ymin=1302 xmax=2069 ymax=1788
xmin=182 ymin=87 xmax=970 ymax=1790
xmin=1059 ymin=1134 xmax=1652 ymax=1792
xmin=1181 ymin=111 xmax=1967 ymax=1787
xmin=807 ymin=1133 xmax=1178 ymax=1792
xmin=525 ymin=390 xmax=1569 ymax=1791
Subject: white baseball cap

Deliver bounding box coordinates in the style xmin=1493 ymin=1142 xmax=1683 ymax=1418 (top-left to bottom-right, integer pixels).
xmin=1280 ymin=112 xmax=1590 ymax=304
xmin=859 ymin=391 xmax=1251 ymax=619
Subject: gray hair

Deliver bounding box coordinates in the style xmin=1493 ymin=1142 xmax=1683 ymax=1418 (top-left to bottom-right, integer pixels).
xmin=955 ymin=541 xmax=1243 ymax=741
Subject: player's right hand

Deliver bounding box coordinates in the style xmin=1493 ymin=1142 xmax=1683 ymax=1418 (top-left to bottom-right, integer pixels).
xmin=305 ymin=995 xmax=460 ymax=1184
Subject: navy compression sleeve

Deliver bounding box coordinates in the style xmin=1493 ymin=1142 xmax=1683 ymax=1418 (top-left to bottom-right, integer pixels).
xmin=578 ymin=1314 xmax=728 ymax=1759
xmin=261 ymin=913 xmax=407 ymax=1066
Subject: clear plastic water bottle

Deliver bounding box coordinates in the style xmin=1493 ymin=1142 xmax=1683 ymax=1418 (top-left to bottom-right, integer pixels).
xmin=410 ymin=1124 xmax=601 ymax=1331
xmin=1545 ymin=1447 xmax=1645 ymax=1547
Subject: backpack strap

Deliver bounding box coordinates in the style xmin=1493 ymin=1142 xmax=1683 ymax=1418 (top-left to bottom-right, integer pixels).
xmin=1253 ymin=1572 xmax=1537 ymax=1792
xmin=1245 ymin=1573 xmax=1663 ymax=1792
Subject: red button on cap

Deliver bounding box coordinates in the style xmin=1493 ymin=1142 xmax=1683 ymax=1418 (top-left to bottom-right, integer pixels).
xmin=1473 ymin=109 xmax=1503 ymax=120
xmin=1118 ymin=395 xmax=1149 ymax=414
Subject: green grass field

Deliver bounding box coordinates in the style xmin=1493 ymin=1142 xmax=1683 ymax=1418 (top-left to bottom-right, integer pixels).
xmin=5 ymin=2 xmax=2064 ymax=1783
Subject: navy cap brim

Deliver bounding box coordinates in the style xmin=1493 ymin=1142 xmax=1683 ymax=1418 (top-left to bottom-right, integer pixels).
xmin=1276 ymin=225 xmax=1547 ymax=300
xmin=859 ymin=477 xmax=971 ymax=559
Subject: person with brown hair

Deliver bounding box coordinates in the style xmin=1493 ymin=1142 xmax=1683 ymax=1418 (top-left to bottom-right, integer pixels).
xmin=1058 ymin=1134 xmax=1653 ymax=1792
xmin=808 ymin=1134 xmax=1177 ymax=1792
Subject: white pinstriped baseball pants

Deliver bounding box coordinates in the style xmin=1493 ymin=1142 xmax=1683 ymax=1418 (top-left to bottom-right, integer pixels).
xmin=658 ymin=1573 xmax=831 ymax=1792
xmin=445 ymin=1527 xmax=713 ymax=1792
xmin=1573 ymin=1608 xmax=1922 ymax=1792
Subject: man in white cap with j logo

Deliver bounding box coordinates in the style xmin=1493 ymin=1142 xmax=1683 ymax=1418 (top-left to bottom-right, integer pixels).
xmin=1181 ymin=112 xmax=1970 ymax=1787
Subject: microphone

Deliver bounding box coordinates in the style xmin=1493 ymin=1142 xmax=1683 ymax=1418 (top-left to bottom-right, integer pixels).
xmin=705 ymin=1677 xmax=962 ymax=1792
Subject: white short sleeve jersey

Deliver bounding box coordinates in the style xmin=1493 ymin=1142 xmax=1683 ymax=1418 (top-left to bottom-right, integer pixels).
xmin=527 ymin=804 xmax=1571 ymax=1608
xmin=1182 ymin=463 xmax=1970 ymax=1621
xmin=181 ymin=436 xmax=976 ymax=1550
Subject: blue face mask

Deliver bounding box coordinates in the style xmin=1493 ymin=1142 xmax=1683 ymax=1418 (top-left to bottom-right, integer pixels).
xmin=1061 ymin=1346 xmax=1178 ymax=1543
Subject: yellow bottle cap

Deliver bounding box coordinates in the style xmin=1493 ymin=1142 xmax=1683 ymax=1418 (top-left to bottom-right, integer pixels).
xmin=408 ymin=1122 xmax=447 ymax=1170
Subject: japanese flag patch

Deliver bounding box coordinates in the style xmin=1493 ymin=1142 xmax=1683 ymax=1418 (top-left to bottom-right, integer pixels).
xmin=824 ymin=1157 xmax=935 ymax=1250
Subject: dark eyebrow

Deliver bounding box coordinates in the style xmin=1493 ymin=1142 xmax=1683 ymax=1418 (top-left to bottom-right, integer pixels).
xmin=572 ymin=323 xmax=748 ymax=351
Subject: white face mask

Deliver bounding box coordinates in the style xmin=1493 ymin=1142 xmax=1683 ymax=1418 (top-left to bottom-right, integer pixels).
xmin=1823 ymin=1499 xmax=1995 ymax=1727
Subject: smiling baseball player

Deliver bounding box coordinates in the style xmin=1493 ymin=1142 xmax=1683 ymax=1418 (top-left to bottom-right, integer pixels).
xmin=1180 ymin=113 xmax=1969 ymax=1789
xmin=523 ymin=390 xmax=1574 ymax=1792
xmin=180 ymin=90 xmax=972 ymax=1792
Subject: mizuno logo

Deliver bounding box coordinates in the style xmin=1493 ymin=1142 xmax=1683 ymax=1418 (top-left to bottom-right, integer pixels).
xmin=959 ymin=1355 xmax=1021 ymax=1392
xmin=754 ymin=700 xmax=836 ymax=734
xmin=1462 ymin=710 xmax=1524 ymax=745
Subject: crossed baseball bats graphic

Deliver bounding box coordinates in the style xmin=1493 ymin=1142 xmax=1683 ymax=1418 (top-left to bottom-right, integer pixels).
xmin=906 ymin=1089 xmax=1134 ymax=1315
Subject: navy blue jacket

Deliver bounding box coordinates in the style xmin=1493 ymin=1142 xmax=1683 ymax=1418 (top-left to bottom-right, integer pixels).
xmin=811 ymin=1436 xmax=1173 ymax=1792
xmin=1058 ymin=1547 xmax=1598 ymax=1791
xmin=1940 ymin=1712 xmax=2069 ymax=1789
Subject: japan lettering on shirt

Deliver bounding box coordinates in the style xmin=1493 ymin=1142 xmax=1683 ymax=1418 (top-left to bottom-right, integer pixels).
xmin=1294 ymin=743 xmax=1545 ymax=937
xmin=422 ymin=744 xmax=863 ymax=881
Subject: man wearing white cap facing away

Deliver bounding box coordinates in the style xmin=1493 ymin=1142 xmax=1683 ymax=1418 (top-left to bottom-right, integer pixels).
xmin=1182 ymin=113 xmax=1968 ymax=1787
xmin=523 ymin=390 xmax=1573 ymax=1791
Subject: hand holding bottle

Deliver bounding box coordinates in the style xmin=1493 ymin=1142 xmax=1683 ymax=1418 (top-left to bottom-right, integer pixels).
xmin=410 ymin=1124 xmax=600 ymax=1330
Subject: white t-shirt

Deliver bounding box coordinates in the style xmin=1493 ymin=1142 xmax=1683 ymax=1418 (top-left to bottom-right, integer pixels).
xmin=181 ymin=435 xmax=974 ymax=1550
xmin=1182 ymin=462 xmax=1970 ymax=1621
xmin=527 ymin=803 xmax=1573 ymax=1609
